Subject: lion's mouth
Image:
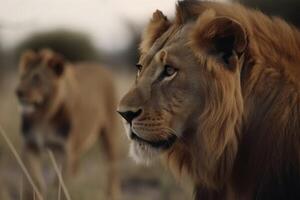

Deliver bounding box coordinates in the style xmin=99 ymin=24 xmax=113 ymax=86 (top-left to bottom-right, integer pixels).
xmin=20 ymin=101 xmax=42 ymax=108
xmin=130 ymin=131 xmax=177 ymax=150
xmin=18 ymin=98 xmax=45 ymax=114
xmin=18 ymin=97 xmax=44 ymax=107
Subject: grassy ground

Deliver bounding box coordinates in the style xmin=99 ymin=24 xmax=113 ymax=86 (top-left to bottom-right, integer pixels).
xmin=0 ymin=70 xmax=193 ymax=200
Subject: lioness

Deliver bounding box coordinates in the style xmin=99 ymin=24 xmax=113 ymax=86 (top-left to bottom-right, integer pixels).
xmin=16 ymin=49 xmax=120 ymax=200
xmin=118 ymin=1 xmax=300 ymax=199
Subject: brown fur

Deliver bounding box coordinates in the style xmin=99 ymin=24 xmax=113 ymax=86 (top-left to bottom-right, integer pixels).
xmin=119 ymin=1 xmax=300 ymax=199
xmin=16 ymin=49 xmax=121 ymax=200
xmin=139 ymin=10 xmax=172 ymax=54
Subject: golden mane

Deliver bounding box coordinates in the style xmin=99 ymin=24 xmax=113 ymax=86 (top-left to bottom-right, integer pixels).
xmin=175 ymin=1 xmax=300 ymax=70
xmin=160 ymin=1 xmax=300 ymax=198
xmin=142 ymin=1 xmax=300 ymax=71
xmin=120 ymin=1 xmax=300 ymax=199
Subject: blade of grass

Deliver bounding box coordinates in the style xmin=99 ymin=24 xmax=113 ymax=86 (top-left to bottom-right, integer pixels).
xmin=20 ymin=175 xmax=23 ymax=200
xmin=58 ymin=173 xmax=61 ymax=200
xmin=47 ymin=150 xmax=71 ymax=200
xmin=0 ymin=124 xmax=44 ymax=200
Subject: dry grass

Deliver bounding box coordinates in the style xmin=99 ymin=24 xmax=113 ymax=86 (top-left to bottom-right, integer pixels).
xmin=0 ymin=124 xmax=43 ymax=200
xmin=0 ymin=114 xmax=70 ymax=200
xmin=47 ymin=150 xmax=71 ymax=200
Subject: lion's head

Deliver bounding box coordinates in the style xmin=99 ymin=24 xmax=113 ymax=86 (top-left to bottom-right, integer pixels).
xmin=118 ymin=3 xmax=246 ymax=186
xmin=16 ymin=49 xmax=66 ymax=116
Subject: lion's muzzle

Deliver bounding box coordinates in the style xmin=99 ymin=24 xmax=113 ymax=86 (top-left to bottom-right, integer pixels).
xmin=118 ymin=108 xmax=177 ymax=150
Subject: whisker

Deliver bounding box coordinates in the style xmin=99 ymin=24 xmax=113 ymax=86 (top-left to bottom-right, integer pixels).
xmin=163 ymin=127 xmax=178 ymax=136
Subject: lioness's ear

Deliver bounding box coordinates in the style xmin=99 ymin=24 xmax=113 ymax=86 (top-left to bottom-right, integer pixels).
xmin=139 ymin=10 xmax=171 ymax=54
xmin=191 ymin=10 xmax=247 ymax=70
xmin=47 ymin=54 xmax=65 ymax=77
xmin=19 ymin=50 xmax=38 ymax=73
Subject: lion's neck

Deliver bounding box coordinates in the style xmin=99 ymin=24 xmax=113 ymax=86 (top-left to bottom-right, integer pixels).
xmin=45 ymin=67 xmax=74 ymax=120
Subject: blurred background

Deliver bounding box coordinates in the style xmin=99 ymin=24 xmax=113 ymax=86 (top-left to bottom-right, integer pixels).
xmin=0 ymin=0 xmax=299 ymax=199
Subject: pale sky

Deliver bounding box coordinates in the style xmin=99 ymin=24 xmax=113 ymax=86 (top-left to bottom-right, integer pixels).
xmin=0 ymin=0 xmax=227 ymax=52
xmin=0 ymin=0 xmax=179 ymax=52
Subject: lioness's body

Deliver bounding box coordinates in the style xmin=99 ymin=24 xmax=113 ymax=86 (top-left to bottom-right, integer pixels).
xmin=17 ymin=49 xmax=120 ymax=200
xmin=119 ymin=1 xmax=300 ymax=200
xmin=51 ymin=63 xmax=117 ymax=155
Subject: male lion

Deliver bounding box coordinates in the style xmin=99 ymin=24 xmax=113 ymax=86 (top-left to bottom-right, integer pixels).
xmin=16 ymin=49 xmax=120 ymax=200
xmin=118 ymin=1 xmax=300 ymax=199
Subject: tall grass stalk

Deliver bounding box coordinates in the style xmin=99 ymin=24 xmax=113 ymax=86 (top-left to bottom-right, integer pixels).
xmin=20 ymin=175 xmax=23 ymax=200
xmin=58 ymin=178 xmax=62 ymax=200
xmin=47 ymin=150 xmax=71 ymax=200
xmin=0 ymin=124 xmax=44 ymax=200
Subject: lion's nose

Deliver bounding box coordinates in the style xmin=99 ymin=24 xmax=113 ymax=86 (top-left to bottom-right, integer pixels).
xmin=117 ymin=109 xmax=142 ymax=124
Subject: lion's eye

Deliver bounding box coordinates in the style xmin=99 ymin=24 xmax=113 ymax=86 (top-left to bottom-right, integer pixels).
xmin=163 ymin=65 xmax=177 ymax=77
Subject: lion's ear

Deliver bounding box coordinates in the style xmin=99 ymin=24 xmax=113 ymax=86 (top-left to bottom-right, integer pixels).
xmin=47 ymin=54 xmax=65 ymax=77
xmin=191 ymin=11 xmax=247 ymax=70
xmin=139 ymin=10 xmax=171 ymax=54
xmin=19 ymin=50 xmax=38 ymax=73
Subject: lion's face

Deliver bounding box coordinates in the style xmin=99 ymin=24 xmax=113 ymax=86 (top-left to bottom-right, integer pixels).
xmin=119 ymin=26 xmax=204 ymax=163
xmin=16 ymin=49 xmax=65 ymax=115
xmin=118 ymin=10 xmax=246 ymax=164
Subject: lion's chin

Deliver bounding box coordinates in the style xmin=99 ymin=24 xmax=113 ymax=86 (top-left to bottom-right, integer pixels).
xmin=129 ymin=141 xmax=161 ymax=165
xmin=121 ymin=121 xmax=177 ymax=164
xmin=129 ymin=133 xmax=177 ymax=165
xmin=18 ymin=98 xmax=45 ymax=115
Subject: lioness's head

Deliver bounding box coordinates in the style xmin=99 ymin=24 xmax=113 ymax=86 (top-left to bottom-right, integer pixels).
xmin=16 ymin=49 xmax=66 ymax=115
xmin=118 ymin=5 xmax=246 ymax=166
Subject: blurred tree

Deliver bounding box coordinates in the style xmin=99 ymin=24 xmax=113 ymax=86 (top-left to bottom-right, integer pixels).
xmin=0 ymin=29 xmax=11 ymax=81
xmin=0 ymin=43 xmax=4 ymax=69
xmin=122 ymin=23 xmax=141 ymax=67
xmin=104 ymin=22 xmax=141 ymax=72
xmin=14 ymin=29 xmax=102 ymax=63
xmin=97 ymin=22 xmax=141 ymax=72
xmin=237 ymin=0 xmax=300 ymax=27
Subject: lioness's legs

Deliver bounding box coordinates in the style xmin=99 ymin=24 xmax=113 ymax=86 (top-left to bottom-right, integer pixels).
xmin=22 ymin=146 xmax=45 ymax=200
xmin=50 ymin=148 xmax=70 ymax=200
xmin=65 ymin=143 xmax=80 ymax=177
xmin=99 ymin=127 xmax=120 ymax=200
